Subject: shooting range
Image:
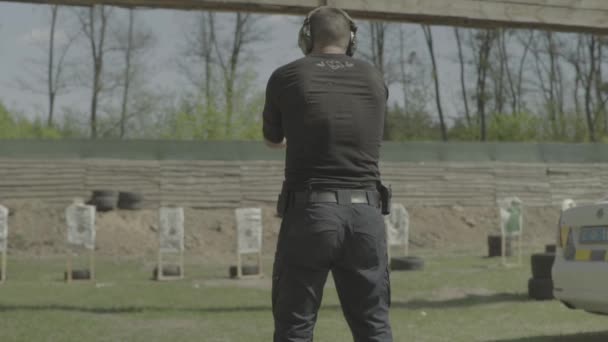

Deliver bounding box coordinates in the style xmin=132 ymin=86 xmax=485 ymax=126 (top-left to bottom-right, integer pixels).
xmin=156 ymin=207 xmax=185 ymax=280
xmin=65 ymin=202 xmax=97 ymax=282
xmin=233 ymin=208 xmax=263 ymax=279
xmin=0 ymin=205 xmax=8 ymax=283
xmin=2 ymin=0 xmax=608 ymax=340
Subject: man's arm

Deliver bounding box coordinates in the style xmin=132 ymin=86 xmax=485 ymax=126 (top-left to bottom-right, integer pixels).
xmin=262 ymin=71 xmax=285 ymax=148
xmin=265 ymin=138 xmax=287 ymax=149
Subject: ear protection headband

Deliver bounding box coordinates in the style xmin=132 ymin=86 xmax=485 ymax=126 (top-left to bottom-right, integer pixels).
xmin=298 ymin=6 xmax=358 ymax=57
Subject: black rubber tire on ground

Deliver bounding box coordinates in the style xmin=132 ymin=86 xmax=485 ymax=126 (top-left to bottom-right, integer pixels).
xmin=90 ymin=196 xmax=116 ymax=212
xmin=390 ymin=256 xmax=425 ymax=271
xmin=487 ymin=235 xmax=502 ymax=257
xmin=153 ymin=265 xmax=182 ymax=279
xmin=117 ymin=192 xmax=144 ymax=210
xmin=545 ymin=244 xmax=557 ymax=253
xmin=64 ymin=269 xmax=91 ymax=281
xmin=92 ymin=190 xmax=116 ymax=198
xmin=528 ymin=278 xmax=554 ymax=300
xmin=229 ymin=265 xmax=260 ymax=278
xmin=531 ymin=253 xmax=555 ymax=279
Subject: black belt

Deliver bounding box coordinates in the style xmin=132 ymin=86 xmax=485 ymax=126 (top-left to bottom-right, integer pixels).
xmin=290 ymin=190 xmax=380 ymax=207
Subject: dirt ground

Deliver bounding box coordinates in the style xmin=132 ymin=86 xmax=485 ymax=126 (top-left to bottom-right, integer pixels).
xmin=2 ymin=200 xmax=561 ymax=260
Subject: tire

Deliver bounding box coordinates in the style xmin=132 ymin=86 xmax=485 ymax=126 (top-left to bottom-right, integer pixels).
xmin=390 ymin=256 xmax=424 ymax=271
xmin=65 ymin=269 xmax=91 ymax=281
xmin=528 ymin=278 xmax=554 ymax=300
xmin=487 ymin=235 xmax=502 ymax=257
xmin=91 ymin=196 xmax=116 ymax=212
xmin=531 ymin=253 xmax=555 ymax=279
xmin=118 ymin=192 xmax=144 ymax=210
xmin=545 ymin=244 xmax=557 ymax=253
xmin=92 ymin=190 xmax=116 ymax=198
xmin=229 ymin=265 xmax=260 ymax=278
xmin=153 ymin=265 xmax=182 ymax=279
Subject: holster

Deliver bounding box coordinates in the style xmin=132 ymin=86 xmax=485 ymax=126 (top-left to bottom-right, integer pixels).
xmin=378 ymin=182 xmax=392 ymax=216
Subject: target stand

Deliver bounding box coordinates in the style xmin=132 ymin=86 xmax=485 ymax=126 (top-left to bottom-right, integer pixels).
xmin=234 ymin=208 xmax=264 ymax=280
xmin=385 ymin=203 xmax=410 ymax=263
xmin=65 ymin=202 xmax=97 ymax=283
xmin=0 ymin=205 xmax=7 ymax=284
xmin=498 ymin=197 xmax=524 ymax=268
xmin=156 ymin=207 xmax=185 ymax=281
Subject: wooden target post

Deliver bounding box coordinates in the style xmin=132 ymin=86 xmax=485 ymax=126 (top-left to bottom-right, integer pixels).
xmin=65 ymin=202 xmax=97 ymax=283
xmin=499 ymin=197 xmax=524 ymax=267
xmin=235 ymin=208 xmax=264 ymax=280
xmin=157 ymin=207 xmax=185 ymax=281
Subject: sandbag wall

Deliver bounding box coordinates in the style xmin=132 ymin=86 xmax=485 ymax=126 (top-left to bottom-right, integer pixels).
xmin=0 ymin=159 xmax=607 ymax=208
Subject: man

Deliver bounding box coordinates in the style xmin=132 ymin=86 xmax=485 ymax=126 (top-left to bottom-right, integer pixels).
xmin=263 ymin=6 xmax=392 ymax=342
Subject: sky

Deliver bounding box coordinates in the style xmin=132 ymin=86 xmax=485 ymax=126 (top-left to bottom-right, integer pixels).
xmin=0 ymin=2 xmax=463 ymax=123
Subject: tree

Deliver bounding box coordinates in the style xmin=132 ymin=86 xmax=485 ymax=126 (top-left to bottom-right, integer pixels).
xmin=361 ymin=21 xmax=398 ymax=140
xmin=470 ymin=29 xmax=497 ymax=141
xmin=113 ymin=9 xmax=155 ymax=139
xmin=454 ymin=27 xmax=471 ymax=126
xmin=421 ymin=25 xmax=447 ymax=141
xmin=77 ymin=5 xmax=113 ymax=139
xmin=17 ymin=5 xmax=77 ymax=128
xmin=178 ymin=12 xmax=265 ymax=139
xmin=213 ymin=13 xmax=265 ymax=138
xmin=181 ymin=12 xmax=216 ymax=111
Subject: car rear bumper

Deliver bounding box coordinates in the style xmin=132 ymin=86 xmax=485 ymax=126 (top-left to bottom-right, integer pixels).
xmin=553 ymin=257 xmax=608 ymax=314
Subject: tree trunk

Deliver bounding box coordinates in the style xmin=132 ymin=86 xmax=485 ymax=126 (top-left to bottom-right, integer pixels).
xmin=422 ymin=25 xmax=447 ymax=141
xmin=119 ymin=9 xmax=134 ymax=139
xmin=47 ymin=5 xmax=59 ymax=127
xmin=454 ymin=27 xmax=471 ymax=126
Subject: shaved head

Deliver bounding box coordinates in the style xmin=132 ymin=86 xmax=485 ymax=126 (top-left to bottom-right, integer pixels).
xmin=309 ymin=7 xmax=352 ymax=51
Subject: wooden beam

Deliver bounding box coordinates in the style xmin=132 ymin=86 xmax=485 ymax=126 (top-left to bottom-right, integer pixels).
xmin=3 ymin=0 xmax=608 ymax=33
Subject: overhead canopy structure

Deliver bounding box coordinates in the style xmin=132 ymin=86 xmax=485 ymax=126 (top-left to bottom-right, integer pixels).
xmin=3 ymin=0 xmax=608 ymax=34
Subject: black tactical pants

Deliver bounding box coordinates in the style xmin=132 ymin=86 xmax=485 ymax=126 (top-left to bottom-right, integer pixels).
xmin=272 ymin=197 xmax=393 ymax=342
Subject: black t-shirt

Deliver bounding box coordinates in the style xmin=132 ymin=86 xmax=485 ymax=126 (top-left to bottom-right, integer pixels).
xmin=263 ymin=53 xmax=388 ymax=190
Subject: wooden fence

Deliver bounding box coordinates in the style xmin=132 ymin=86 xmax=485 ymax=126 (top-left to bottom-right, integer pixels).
xmin=1 ymin=158 xmax=605 ymax=208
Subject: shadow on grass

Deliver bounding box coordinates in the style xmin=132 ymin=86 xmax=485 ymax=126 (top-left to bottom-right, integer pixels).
xmin=392 ymin=293 xmax=530 ymax=310
xmin=487 ymin=331 xmax=608 ymax=342
xmin=0 ymin=293 xmax=530 ymax=314
xmin=0 ymin=304 xmax=271 ymax=314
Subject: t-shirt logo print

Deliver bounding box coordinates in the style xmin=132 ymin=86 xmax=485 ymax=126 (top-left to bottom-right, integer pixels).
xmin=316 ymin=60 xmax=354 ymax=70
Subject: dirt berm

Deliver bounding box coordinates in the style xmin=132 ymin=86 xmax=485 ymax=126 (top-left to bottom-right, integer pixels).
xmin=3 ymin=200 xmax=560 ymax=260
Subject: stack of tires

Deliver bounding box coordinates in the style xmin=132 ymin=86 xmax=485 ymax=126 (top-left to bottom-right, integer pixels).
xmin=117 ymin=191 xmax=144 ymax=210
xmin=87 ymin=190 xmax=144 ymax=212
xmin=528 ymin=244 xmax=556 ymax=300
xmin=88 ymin=190 xmax=118 ymax=212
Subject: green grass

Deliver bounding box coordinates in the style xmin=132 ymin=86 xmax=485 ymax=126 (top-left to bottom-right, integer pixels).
xmin=0 ymin=252 xmax=606 ymax=342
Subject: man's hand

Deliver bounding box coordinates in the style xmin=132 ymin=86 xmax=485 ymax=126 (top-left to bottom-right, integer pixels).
xmin=265 ymin=138 xmax=287 ymax=149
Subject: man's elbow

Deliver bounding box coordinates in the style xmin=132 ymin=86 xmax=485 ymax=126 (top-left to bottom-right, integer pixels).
xmin=264 ymin=138 xmax=286 ymax=149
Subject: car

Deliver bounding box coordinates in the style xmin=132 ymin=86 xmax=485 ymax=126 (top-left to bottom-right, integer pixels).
xmin=552 ymin=200 xmax=608 ymax=315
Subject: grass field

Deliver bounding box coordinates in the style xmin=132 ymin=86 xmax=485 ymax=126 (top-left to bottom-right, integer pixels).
xmin=0 ymin=251 xmax=606 ymax=342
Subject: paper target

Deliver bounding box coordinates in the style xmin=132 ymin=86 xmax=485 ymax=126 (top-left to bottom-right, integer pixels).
xmin=159 ymin=207 xmax=185 ymax=252
xmin=385 ymin=203 xmax=409 ymax=247
xmin=0 ymin=205 xmax=8 ymax=252
xmin=499 ymin=196 xmax=523 ymax=236
xmin=66 ymin=204 xmax=96 ymax=250
xmin=235 ymin=208 xmax=263 ymax=254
